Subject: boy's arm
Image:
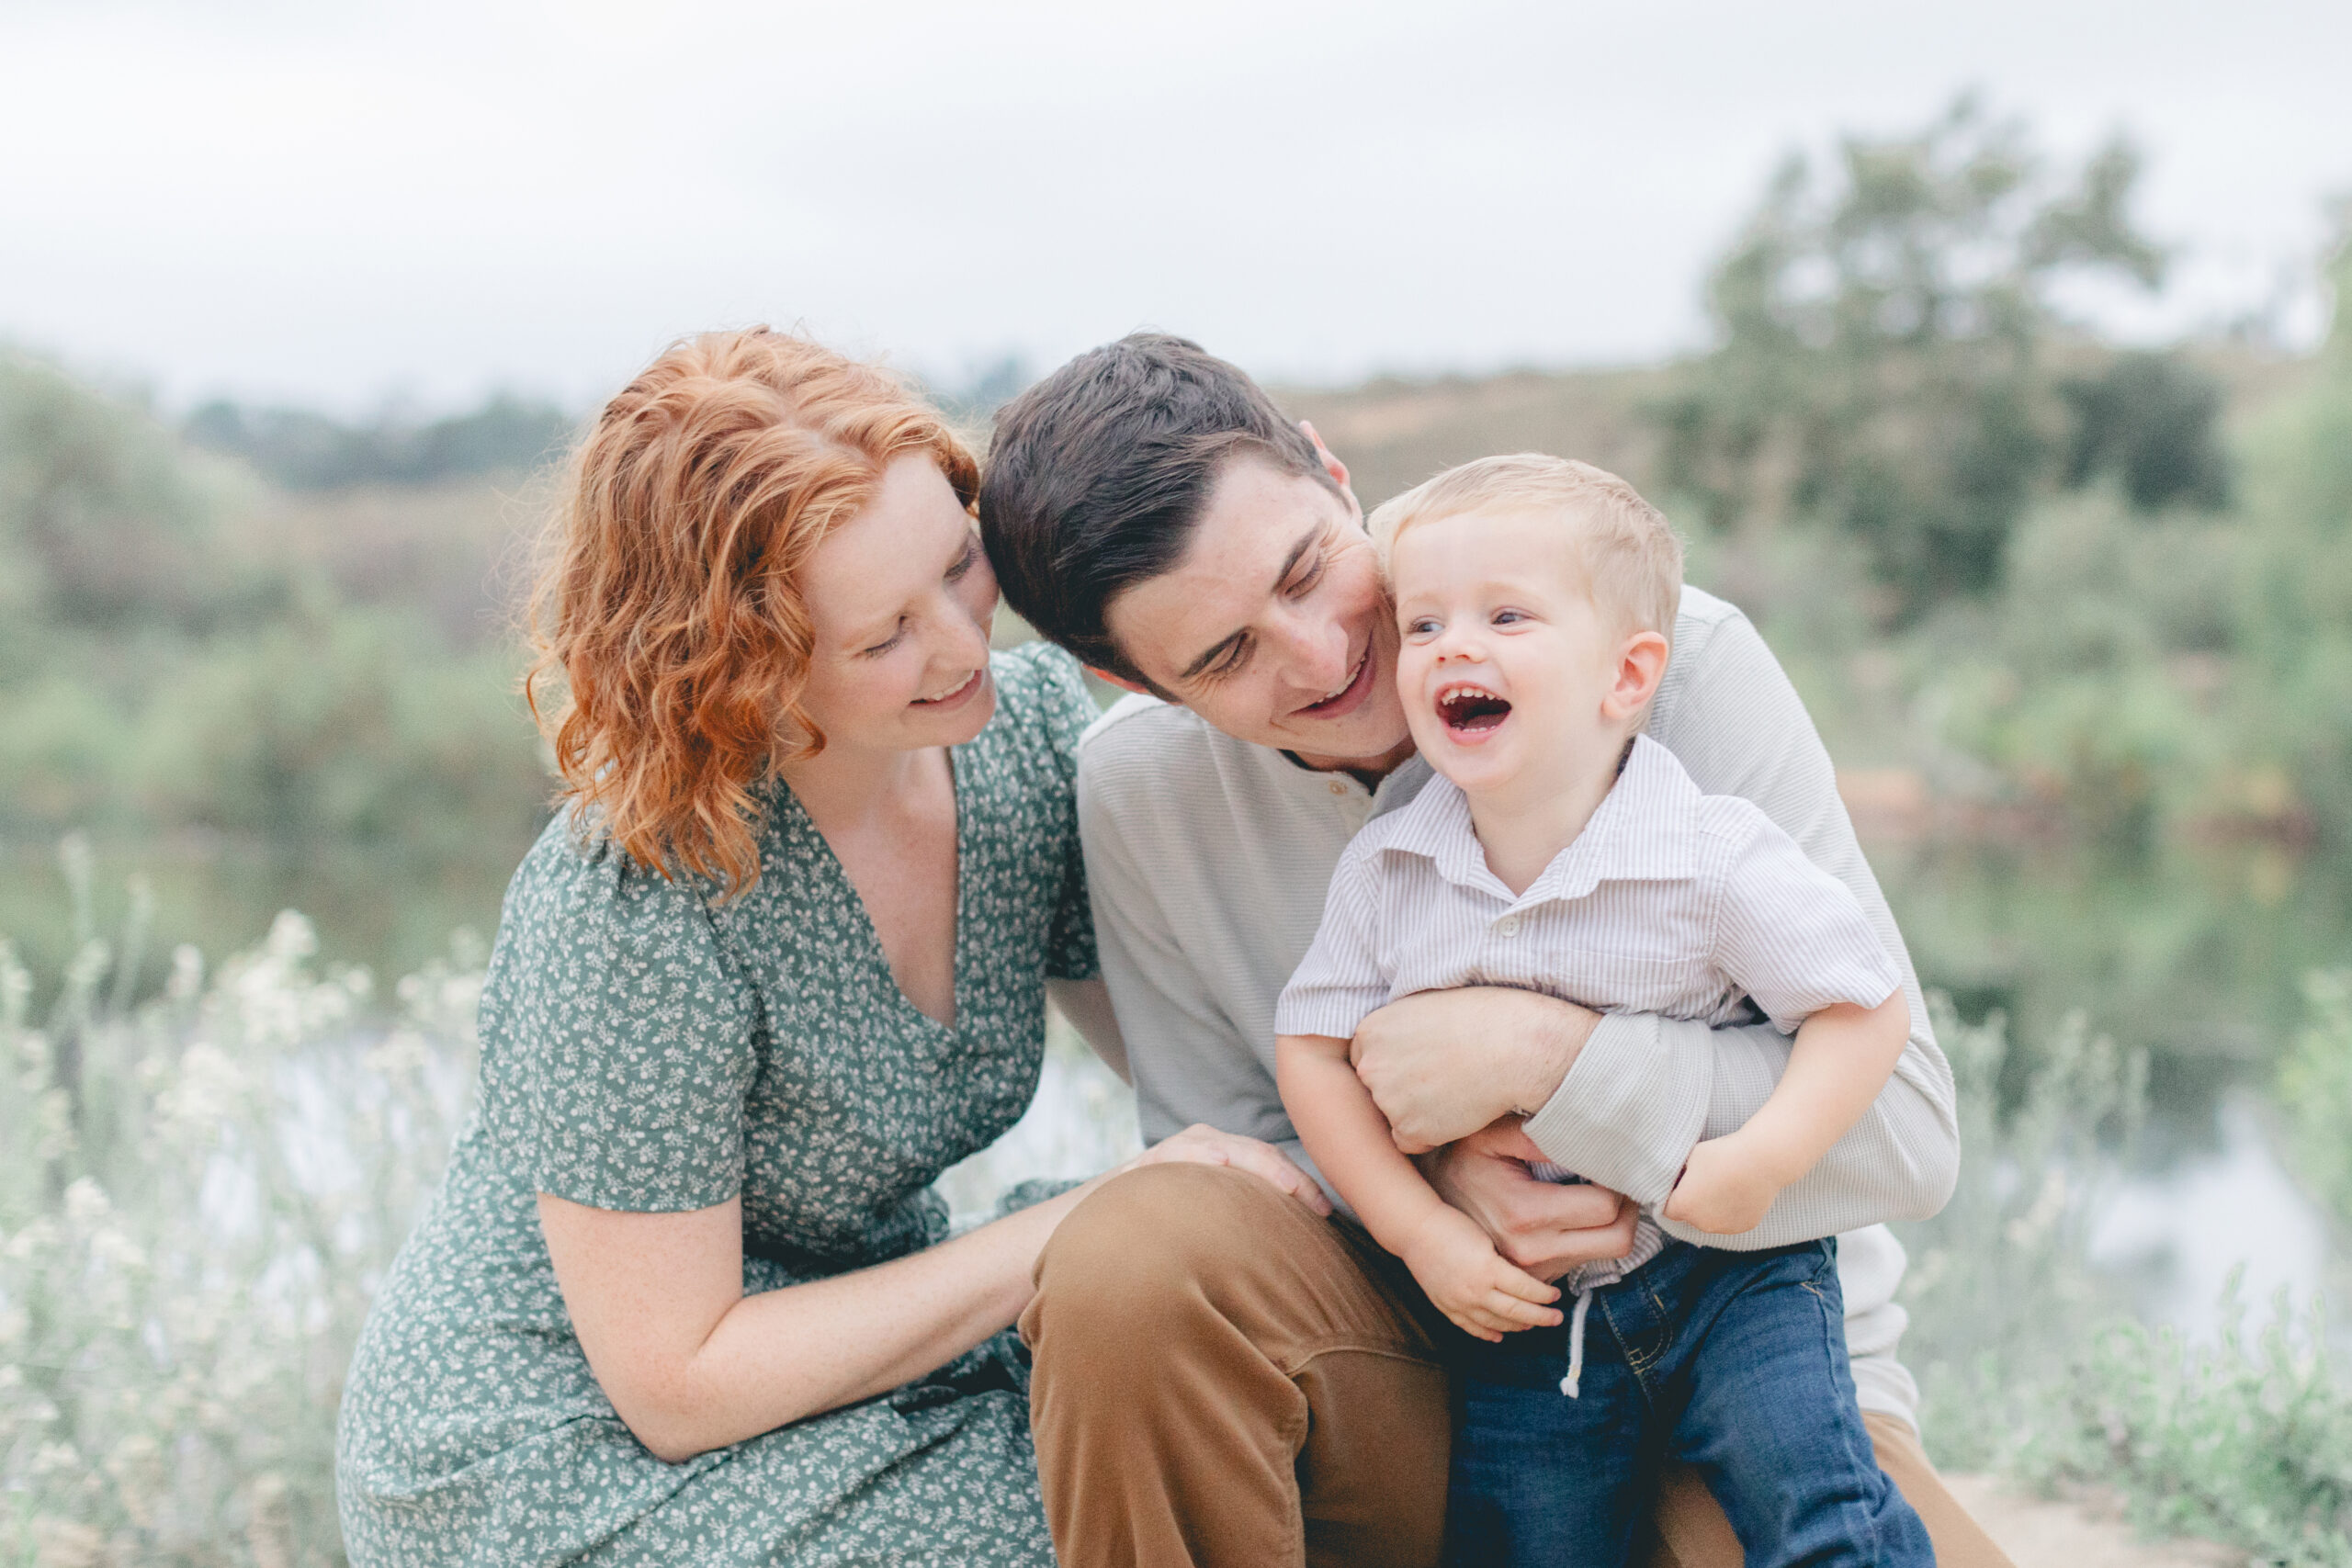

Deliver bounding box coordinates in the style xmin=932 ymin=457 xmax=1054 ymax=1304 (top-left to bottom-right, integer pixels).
xmin=1663 ymin=800 xmax=1918 ymax=1236
xmin=1664 ymin=993 xmax=1908 ymax=1235
xmin=1277 ymin=1031 xmax=1561 ymax=1342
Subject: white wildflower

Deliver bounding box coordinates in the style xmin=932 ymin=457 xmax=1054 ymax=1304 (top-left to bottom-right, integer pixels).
xmin=63 ymin=1177 xmax=111 ymax=1226
xmin=5 ymin=1217 xmax=59 ymax=1259
xmin=30 ymin=1515 xmax=105 ymax=1568
xmin=166 ymin=942 xmax=204 ymax=1003
xmin=89 ymin=1227 xmax=146 ymax=1270
xmin=160 ymin=1041 xmax=244 ymax=1129
xmin=266 ymin=908 xmax=318 ymax=964
xmin=30 ymin=1439 xmax=82 ymax=1479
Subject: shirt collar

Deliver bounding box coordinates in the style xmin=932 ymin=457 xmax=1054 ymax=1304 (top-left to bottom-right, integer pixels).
xmin=1376 ymin=734 xmax=1706 ymax=908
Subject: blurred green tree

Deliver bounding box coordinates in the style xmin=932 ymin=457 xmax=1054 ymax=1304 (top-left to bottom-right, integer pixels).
xmin=1656 ymin=96 xmax=2173 ymax=619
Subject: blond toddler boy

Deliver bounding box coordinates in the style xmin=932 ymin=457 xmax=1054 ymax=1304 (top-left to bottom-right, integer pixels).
xmin=1274 ymin=455 xmax=1938 ymax=1568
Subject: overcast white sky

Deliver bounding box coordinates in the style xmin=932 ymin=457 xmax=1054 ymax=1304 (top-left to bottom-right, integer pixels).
xmin=3 ymin=0 xmax=2345 ymax=415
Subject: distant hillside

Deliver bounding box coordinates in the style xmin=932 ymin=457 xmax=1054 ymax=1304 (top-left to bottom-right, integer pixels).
xmin=1278 ymin=364 xmax=1678 ymax=510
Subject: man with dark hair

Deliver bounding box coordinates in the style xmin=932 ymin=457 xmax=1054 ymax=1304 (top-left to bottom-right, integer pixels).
xmin=985 ymin=333 xmax=1999 ymax=1568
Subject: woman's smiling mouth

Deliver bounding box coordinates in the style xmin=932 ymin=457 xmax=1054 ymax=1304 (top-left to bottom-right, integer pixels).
xmin=910 ymin=669 xmax=985 ymax=709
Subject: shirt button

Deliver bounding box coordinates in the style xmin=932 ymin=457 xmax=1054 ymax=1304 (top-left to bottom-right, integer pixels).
xmin=1497 ymin=916 xmax=1521 ymax=938
xmin=1329 ymin=780 xmax=1348 ymax=796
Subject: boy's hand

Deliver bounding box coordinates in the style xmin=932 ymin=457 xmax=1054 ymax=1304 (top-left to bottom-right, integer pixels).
xmin=1398 ymin=1204 xmax=1565 ymax=1342
xmin=1662 ymin=1135 xmax=1781 ymax=1235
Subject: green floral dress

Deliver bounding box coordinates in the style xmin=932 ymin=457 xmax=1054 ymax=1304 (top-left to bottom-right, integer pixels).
xmin=336 ymin=642 xmax=1097 ymax=1568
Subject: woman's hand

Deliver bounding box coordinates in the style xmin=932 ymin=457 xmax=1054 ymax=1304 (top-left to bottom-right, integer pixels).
xmin=1118 ymin=1123 xmax=1333 ymax=1216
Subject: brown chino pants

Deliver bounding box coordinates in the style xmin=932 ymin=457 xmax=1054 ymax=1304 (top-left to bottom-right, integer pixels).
xmin=1021 ymin=1163 xmax=2014 ymax=1568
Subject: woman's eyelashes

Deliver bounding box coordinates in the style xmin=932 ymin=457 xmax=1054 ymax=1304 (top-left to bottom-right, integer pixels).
xmin=861 ymin=544 xmax=981 ymax=656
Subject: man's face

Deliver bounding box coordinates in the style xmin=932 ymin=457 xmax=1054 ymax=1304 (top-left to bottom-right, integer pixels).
xmin=1102 ymin=457 xmax=1409 ymax=766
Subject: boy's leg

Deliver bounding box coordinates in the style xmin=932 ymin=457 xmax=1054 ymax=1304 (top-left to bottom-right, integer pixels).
xmin=1021 ymin=1162 xmax=1451 ymax=1568
xmin=1446 ymin=1301 xmax=1655 ymax=1568
xmin=1644 ymin=1426 xmax=2018 ymax=1568
xmin=1656 ymin=1240 xmax=1934 ymax=1568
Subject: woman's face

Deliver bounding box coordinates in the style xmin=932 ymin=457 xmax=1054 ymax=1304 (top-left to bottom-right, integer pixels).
xmin=793 ymin=453 xmax=1000 ymax=756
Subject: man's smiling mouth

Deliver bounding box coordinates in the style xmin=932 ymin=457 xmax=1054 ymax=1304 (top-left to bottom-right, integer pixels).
xmin=1299 ymin=647 xmax=1371 ymax=715
xmin=1435 ymin=682 xmax=1511 ymax=738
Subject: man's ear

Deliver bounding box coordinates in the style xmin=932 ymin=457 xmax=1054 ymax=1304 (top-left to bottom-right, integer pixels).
xmin=1085 ymin=665 xmax=1154 ymax=698
xmin=1299 ymin=420 xmax=1358 ymax=512
xmin=1600 ymin=631 xmax=1670 ymax=723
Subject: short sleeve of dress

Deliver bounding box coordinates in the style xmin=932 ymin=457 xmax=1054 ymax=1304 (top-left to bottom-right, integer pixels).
xmin=1012 ymin=642 xmax=1102 ymax=983
xmin=474 ymin=820 xmax=762 ymax=1213
xmin=1709 ymin=804 xmax=1903 ymax=1035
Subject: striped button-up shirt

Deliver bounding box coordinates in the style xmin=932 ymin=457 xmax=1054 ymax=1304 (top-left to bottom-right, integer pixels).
xmin=1275 ymin=733 xmax=1903 ymax=1285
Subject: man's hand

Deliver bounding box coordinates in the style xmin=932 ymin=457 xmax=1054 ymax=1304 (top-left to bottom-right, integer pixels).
xmin=1351 ymin=987 xmax=1600 ymax=1155
xmin=1424 ymin=1122 xmax=1639 ymax=1284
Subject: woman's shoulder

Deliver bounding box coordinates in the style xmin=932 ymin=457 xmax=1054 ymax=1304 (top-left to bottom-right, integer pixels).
xmin=495 ymin=805 xmax=731 ymax=963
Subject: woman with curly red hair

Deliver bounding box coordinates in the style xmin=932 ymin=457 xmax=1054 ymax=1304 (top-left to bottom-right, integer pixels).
xmin=334 ymin=329 xmax=1324 ymax=1566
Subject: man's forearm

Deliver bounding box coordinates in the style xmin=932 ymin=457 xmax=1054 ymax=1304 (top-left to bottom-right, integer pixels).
xmin=1521 ymin=1005 xmax=1959 ymax=1248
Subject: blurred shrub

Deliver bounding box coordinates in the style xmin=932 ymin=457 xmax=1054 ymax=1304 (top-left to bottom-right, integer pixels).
xmin=183 ymin=394 xmax=573 ymax=492
xmin=1902 ymin=987 xmax=2352 ymax=1565
xmin=2060 ymin=352 xmax=2233 ymax=513
xmin=1654 ymin=97 xmax=2174 ymax=621
xmin=0 ymin=349 xmax=552 ymax=869
xmin=1900 ymin=1000 xmax=2149 ymax=1468
xmin=2278 ymin=970 xmax=2352 ymax=1229
xmin=0 ymin=858 xmax=481 ymax=1567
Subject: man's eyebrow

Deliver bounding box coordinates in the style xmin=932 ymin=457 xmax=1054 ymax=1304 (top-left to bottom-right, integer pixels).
xmin=1175 ymin=525 xmax=1322 ymax=682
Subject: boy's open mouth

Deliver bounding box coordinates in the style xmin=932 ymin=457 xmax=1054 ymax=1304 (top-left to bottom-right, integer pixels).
xmin=1435 ymin=682 xmax=1511 ymax=739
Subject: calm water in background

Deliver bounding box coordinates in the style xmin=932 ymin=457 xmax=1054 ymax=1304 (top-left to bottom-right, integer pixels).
xmin=9 ymin=825 xmax=2346 ymax=1335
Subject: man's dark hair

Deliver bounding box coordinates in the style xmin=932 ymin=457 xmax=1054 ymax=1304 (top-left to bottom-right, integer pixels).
xmin=978 ymin=332 xmax=1340 ymax=683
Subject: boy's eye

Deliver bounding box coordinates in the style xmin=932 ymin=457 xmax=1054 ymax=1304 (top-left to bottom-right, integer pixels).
xmin=1405 ymin=616 xmax=1440 ymax=637
xmin=1491 ymin=608 xmax=1526 ymax=626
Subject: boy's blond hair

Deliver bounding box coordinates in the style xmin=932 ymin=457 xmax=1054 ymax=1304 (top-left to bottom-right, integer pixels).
xmin=1368 ymin=454 xmax=1684 ymax=640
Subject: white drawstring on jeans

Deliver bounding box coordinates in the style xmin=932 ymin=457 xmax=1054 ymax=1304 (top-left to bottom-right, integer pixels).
xmin=1559 ymin=1286 xmax=1595 ymax=1398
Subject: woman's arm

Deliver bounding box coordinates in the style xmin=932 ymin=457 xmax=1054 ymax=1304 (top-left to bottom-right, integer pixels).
xmin=543 ymin=1125 xmax=1329 ymax=1464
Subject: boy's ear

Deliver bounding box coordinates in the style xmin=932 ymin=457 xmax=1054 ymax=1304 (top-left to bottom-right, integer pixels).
xmin=1600 ymin=631 xmax=1670 ymax=723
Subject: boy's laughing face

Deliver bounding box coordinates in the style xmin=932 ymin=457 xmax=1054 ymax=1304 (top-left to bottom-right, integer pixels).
xmin=1102 ymin=457 xmax=1412 ymax=769
xmin=1389 ymin=509 xmax=1643 ymax=802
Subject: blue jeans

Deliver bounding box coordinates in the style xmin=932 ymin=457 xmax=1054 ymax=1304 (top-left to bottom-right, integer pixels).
xmin=1445 ymin=1238 xmax=1933 ymax=1568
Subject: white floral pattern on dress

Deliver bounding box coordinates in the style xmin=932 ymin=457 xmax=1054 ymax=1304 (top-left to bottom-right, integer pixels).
xmin=336 ymin=641 xmax=1098 ymax=1568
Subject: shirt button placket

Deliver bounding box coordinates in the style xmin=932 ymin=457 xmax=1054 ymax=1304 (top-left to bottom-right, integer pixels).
xmin=1497 ymin=915 xmax=1521 ymax=938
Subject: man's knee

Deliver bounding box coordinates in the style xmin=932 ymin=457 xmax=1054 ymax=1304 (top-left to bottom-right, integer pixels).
xmin=1032 ymin=1161 xmax=1296 ymax=1326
